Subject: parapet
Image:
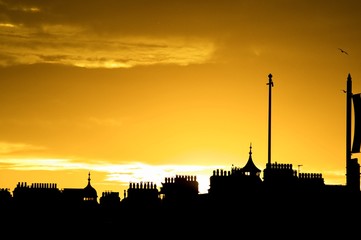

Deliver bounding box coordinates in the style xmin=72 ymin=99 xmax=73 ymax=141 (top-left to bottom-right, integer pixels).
xmin=16 ymin=182 xmax=58 ymax=189
xmin=298 ymin=173 xmax=323 ymax=179
xmin=30 ymin=183 xmax=57 ymax=189
xmin=164 ymin=175 xmax=197 ymax=183
xmin=129 ymin=181 xmax=157 ymax=190
xmin=268 ymin=162 xmax=293 ymax=170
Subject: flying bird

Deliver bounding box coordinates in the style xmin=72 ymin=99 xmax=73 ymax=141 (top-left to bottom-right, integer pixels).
xmin=338 ymin=48 xmax=349 ymax=55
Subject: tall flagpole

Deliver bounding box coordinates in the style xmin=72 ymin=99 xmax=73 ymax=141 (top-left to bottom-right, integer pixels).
xmin=267 ymin=74 xmax=273 ymax=166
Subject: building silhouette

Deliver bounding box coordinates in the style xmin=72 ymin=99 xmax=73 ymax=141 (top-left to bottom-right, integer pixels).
xmin=0 ymin=145 xmax=359 ymax=236
xmin=0 ymin=74 xmax=360 ymax=235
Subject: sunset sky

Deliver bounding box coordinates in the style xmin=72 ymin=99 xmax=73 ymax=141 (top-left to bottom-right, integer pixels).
xmin=1 ymin=0 xmax=361 ymax=196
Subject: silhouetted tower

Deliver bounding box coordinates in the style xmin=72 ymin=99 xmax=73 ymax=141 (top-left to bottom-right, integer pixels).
xmin=83 ymin=172 xmax=98 ymax=203
xmin=267 ymin=73 xmax=274 ymax=166
xmin=346 ymin=73 xmax=352 ymax=176
xmin=346 ymin=73 xmax=361 ymax=191
xmin=242 ymin=143 xmax=261 ymax=177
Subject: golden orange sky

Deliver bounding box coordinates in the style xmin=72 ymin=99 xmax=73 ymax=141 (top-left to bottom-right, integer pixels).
xmin=0 ymin=0 xmax=361 ymax=196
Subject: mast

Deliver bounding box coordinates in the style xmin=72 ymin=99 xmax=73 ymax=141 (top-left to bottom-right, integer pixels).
xmin=267 ymin=73 xmax=274 ymax=166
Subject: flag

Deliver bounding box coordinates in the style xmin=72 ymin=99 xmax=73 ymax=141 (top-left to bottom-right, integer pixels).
xmin=352 ymin=93 xmax=361 ymax=153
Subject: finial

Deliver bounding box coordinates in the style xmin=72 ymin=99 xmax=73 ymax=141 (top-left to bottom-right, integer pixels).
xmin=267 ymin=73 xmax=274 ymax=87
xmin=249 ymin=142 xmax=252 ymax=155
xmin=88 ymin=171 xmax=91 ymax=183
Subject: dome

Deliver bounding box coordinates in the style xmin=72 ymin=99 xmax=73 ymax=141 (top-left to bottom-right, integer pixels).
xmin=241 ymin=144 xmax=261 ymax=175
xmin=83 ymin=172 xmax=97 ymax=199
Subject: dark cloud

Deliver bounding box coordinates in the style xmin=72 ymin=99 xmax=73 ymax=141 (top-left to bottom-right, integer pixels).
xmin=2 ymin=0 xmax=359 ymax=37
xmin=0 ymin=0 xmax=360 ymax=67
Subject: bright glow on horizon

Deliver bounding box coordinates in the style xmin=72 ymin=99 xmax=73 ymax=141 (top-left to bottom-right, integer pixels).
xmin=0 ymin=157 xmax=223 ymax=193
xmin=0 ymin=156 xmax=348 ymax=194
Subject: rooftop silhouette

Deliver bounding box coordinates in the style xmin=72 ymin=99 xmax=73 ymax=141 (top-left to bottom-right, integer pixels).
xmin=1 ymin=74 xmax=360 ymax=236
xmin=0 ymin=143 xmax=360 ymax=233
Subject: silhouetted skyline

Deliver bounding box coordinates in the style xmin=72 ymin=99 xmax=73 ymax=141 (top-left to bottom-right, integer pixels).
xmin=0 ymin=0 xmax=361 ymax=198
xmin=1 ymin=148 xmax=360 ymax=236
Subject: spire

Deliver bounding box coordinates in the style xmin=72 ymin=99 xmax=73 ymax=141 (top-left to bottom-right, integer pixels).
xmin=242 ymin=143 xmax=261 ymax=175
xmin=249 ymin=142 xmax=252 ymax=158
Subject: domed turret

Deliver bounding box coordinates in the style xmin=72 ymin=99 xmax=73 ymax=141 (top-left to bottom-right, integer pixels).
xmin=241 ymin=143 xmax=261 ymax=177
xmin=83 ymin=172 xmax=97 ymax=203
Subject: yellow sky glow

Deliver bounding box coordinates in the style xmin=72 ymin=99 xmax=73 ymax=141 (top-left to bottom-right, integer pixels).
xmin=0 ymin=157 xmax=222 ymax=193
xmin=0 ymin=0 xmax=360 ymax=197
